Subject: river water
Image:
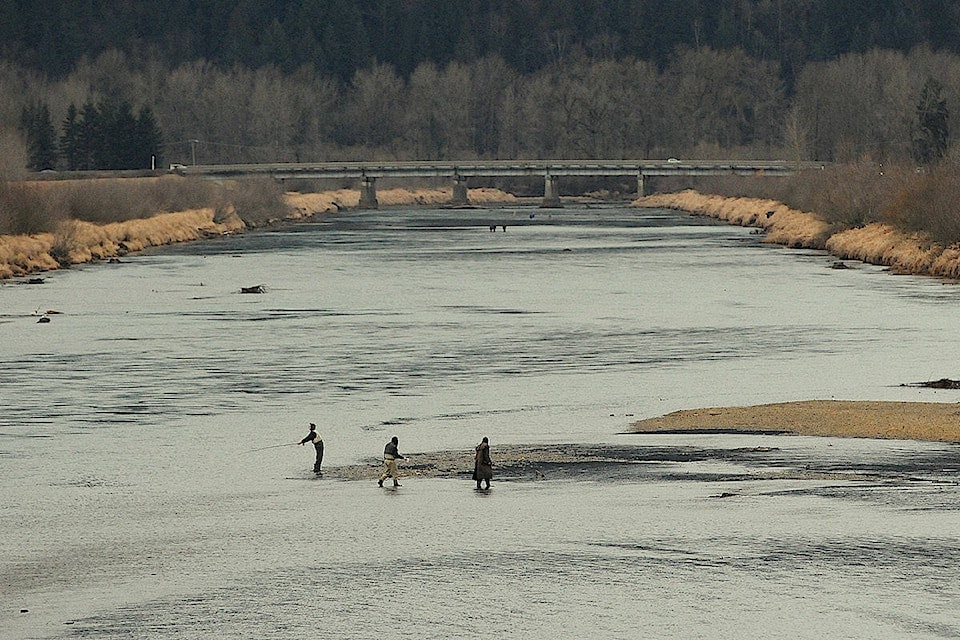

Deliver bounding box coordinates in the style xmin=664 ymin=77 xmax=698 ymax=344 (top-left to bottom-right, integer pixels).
xmin=2 ymin=204 xmax=959 ymax=639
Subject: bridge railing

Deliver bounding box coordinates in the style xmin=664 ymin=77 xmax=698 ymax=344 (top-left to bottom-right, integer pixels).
xmin=174 ymin=159 xmax=824 ymax=180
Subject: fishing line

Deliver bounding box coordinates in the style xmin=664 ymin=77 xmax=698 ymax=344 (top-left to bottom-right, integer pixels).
xmin=242 ymin=442 xmax=298 ymax=454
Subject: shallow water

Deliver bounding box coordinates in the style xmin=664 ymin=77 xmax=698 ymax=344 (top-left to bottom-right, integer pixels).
xmin=2 ymin=205 xmax=960 ymax=639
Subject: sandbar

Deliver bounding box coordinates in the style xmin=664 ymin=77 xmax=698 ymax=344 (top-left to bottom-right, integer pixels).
xmin=631 ymin=399 xmax=960 ymax=442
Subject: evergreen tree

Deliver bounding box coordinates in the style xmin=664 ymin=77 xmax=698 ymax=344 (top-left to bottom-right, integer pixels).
xmin=914 ymin=77 xmax=949 ymax=164
xmin=78 ymin=102 xmax=101 ymax=171
xmin=60 ymin=104 xmax=83 ymax=170
xmin=58 ymin=100 xmax=164 ymax=170
xmin=134 ymin=105 xmax=164 ymax=169
xmin=19 ymin=102 xmax=58 ymax=170
xmin=100 ymin=101 xmax=140 ymax=170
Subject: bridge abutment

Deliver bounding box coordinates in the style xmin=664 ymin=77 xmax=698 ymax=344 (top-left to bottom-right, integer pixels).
xmin=541 ymin=174 xmax=562 ymax=208
xmin=451 ymin=177 xmax=469 ymax=205
xmin=359 ymin=177 xmax=378 ymax=209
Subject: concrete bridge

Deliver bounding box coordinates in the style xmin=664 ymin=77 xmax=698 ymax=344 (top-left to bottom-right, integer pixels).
xmin=174 ymin=159 xmax=823 ymax=208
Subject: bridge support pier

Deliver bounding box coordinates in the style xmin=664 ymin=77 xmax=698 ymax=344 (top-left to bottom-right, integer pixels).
xmin=451 ymin=177 xmax=469 ymax=205
xmin=541 ymin=174 xmax=562 ymax=208
xmin=637 ymin=172 xmax=645 ymax=198
xmin=359 ymin=177 xmax=378 ymax=209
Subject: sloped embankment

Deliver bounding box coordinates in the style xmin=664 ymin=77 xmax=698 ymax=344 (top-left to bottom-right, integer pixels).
xmin=1 ymin=187 xmax=517 ymax=280
xmin=635 ymin=190 xmax=960 ymax=279
xmin=0 ymin=208 xmax=245 ymax=279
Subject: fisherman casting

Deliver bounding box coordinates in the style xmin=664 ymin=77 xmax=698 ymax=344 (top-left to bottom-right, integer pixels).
xmin=298 ymin=422 xmax=324 ymax=475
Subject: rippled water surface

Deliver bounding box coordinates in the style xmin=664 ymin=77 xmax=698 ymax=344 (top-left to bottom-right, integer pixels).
xmin=2 ymin=205 xmax=960 ymax=639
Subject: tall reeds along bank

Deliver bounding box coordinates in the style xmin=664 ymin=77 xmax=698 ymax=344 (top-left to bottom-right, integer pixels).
xmin=0 ymin=208 xmax=245 ymax=279
xmin=633 ymin=190 xmax=832 ymax=250
xmin=0 ymin=175 xmax=223 ymax=235
xmin=1 ymin=174 xmax=520 ymax=279
xmin=635 ymin=173 xmax=960 ymax=280
xmin=822 ymin=165 xmax=960 ymax=278
xmin=0 ymin=175 xmax=235 ymax=279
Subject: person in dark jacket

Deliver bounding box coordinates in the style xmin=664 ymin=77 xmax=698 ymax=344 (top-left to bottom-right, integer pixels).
xmin=473 ymin=436 xmax=493 ymax=490
xmin=298 ymin=423 xmax=324 ymax=475
xmin=378 ymin=436 xmax=407 ymax=487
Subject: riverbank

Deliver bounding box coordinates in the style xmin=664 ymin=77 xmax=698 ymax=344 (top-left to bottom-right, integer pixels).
xmin=0 ymin=186 xmax=517 ymax=280
xmin=634 ymin=190 xmax=960 ymax=279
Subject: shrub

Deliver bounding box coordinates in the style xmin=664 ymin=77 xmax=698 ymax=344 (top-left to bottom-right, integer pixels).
xmin=882 ymin=166 xmax=960 ymax=246
xmin=225 ymin=177 xmax=288 ymax=227
xmin=0 ymin=180 xmax=65 ymax=234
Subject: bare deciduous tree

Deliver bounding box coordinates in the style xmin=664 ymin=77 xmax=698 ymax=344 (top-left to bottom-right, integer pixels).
xmin=341 ymin=62 xmax=405 ymax=154
xmin=663 ymin=47 xmax=784 ymax=154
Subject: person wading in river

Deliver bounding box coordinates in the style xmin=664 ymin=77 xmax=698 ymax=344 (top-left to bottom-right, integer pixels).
xmin=297 ymin=423 xmax=324 ymax=475
xmin=473 ymin=436 xmax=493 ymax=490
xmin=378 ymin=436 xmax=407 ymax=487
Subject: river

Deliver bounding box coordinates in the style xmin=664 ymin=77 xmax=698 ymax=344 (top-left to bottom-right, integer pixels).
xmin=2 ymin=204 xmax=959 ymax=639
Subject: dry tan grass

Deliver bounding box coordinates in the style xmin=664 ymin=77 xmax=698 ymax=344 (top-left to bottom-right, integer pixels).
xmin=0 ymin=233 xmax=59 ymax=278
xmin=0 ymin=208 xmax=244 ymax=277
xmin=636 ymin=189 xmax=960 ymax=278
xmin=2 ymin=186 xmax=517 ymax=279
xmin=285 ymin=187 xmax=516 ymax=214
xmin=635 ymin=190 xmax=832 ymax=249
xmin=824 ymin=224 xmax=943 ymax=274
xmin=377 ymin=187 xmax=518 ymax=206
xmin=284 ymin=189 xmax=359 ymax=218
xmin=632 ymin=400 xmax=960 ymax=442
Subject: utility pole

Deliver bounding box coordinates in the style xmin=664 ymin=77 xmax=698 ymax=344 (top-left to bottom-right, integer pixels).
xmin=190 ymin=139 xmax=199 ymax=165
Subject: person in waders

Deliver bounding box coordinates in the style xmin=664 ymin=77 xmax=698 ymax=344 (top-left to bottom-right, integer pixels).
xmin=378 ymin=436 xmax=407 ymax=487
xmin=473 ymin=436 xmax=493 ymax=490
xmin=298 ymin=423 xmax=324 ymax=475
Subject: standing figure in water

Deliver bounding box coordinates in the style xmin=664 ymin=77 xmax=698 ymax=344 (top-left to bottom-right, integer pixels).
xmin=378 ymin=436 xmax=407 ymax=487
xmin=473 ymin=436 xmax=493 ymax=490
xmin=298 ymin=422 xmax=324 ymax=475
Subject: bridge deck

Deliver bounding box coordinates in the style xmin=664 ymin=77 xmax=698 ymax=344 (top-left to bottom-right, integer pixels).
xmin=175 ymin=159 xmax=823 ymax=180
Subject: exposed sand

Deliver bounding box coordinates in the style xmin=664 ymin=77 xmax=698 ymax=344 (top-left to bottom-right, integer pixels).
xmin=322 ymin=400 xmax=960 ymax=484
xmin=0 ymin=187 xmax=517 ymax=280
xmin=318 ymin=401 xmax=960 ymax=483
xmin=631 ymin=400 xmax=960 ymax=442
xmin=323 ymin=442 xmax=736 ymax=483
xmin=635 ymin=190 xmax=960 ymax=279
xmin=627 ymin=191 xmax=960 ymax=444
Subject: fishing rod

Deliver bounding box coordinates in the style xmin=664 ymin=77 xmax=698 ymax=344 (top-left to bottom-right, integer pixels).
xmin=243 ymin=442 xmax=298 ymax=454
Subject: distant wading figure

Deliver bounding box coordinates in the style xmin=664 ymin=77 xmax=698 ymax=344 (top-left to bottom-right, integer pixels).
xmin=473 ymin=437 xmax=492 ymax=489
xmin=378 ymin=436 xmax=407 ymax=487
xmin=298 ymin=423 xmax=324 ymax=475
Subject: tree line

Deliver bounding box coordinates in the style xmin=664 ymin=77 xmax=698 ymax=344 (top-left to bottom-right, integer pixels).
xmin=21 ymin=100 xmax=163 ymax=171
xmin=3 ymin=1 xmax=959 ymax=86
xmin=2 ymin=44 xmax=956 ymax=174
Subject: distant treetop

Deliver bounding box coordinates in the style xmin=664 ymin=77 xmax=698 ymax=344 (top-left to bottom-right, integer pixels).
xmin=2 ymin=0 xmax=959 ymax=82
